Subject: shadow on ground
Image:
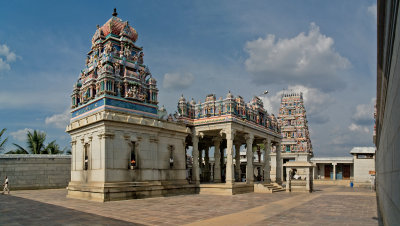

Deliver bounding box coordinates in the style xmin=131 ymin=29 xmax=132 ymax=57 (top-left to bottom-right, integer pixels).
xmin=0 ymin=194 xmax=144 ymax=226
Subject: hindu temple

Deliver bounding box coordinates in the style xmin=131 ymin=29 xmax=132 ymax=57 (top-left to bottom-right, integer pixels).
xmin=66 ymin=9 xmax=284 ymax=201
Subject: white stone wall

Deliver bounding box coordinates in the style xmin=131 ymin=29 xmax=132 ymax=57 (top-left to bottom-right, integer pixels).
xmin=353 ymin=156 xmax=375 ymax=184
xmin=0 ymin=155 xmax=71 ymax=190
xmin=68 ymin=112 xmax=189 ymax=185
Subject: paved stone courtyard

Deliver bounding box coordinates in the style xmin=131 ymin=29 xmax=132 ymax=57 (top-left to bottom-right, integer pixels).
xmin=0 ymin=185 xmax=378 ymax=225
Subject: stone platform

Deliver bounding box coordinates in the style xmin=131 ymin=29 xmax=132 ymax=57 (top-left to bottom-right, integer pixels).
xmin=198 ymin=182 xmax=254 ymax=195
xmin=67 ymin=181 xmax=197 ymax=202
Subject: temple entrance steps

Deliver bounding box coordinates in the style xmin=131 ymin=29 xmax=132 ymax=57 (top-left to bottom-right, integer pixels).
xmin=254 ymin=182 xmax=285 ymax=193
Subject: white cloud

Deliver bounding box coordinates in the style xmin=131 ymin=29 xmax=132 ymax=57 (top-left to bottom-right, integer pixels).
xmin=352 ymin=98 xmax=375 ymax=125
xmin=10 ymin=128 xmax=33 ymax=142
xmin=0 ymin=58 xmax=11 ymax=72
xmin=163 ymin=72 xmax=195 ymax=90
xmin=0 ymin=43 xmax=19 ymax=73
xmin=367 ymin=4 xmax=377 ymax=21
xmin=260 ymin=84 xmax=334 ymax=124
xmin=245 ymin=23 xmax=350 ymax=91
xmin=348 ymin=123 xmax=369 ymax=133
xmin=45 ymin=110 xmax=70 ymax=129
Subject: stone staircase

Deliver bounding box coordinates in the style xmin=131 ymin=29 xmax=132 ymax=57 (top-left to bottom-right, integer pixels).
xmin=254 ymin=182 xmax=286 ymax=193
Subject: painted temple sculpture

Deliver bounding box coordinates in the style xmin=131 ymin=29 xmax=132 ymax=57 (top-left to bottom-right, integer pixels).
xmin=66 ymin=9 xmax=284 ymax=202
xmin=278 ymin=93 xmax=312 ymax=154
xmin=269 ymin=92 xmax=313 ymax=186
xmin=177 ymin=93 xmax=280 ymax=133
xmin=70 ymin=8 xmax=158 ymax=120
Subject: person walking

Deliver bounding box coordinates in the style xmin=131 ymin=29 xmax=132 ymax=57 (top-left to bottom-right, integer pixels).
xmin=2 ymin=176 xmax=9 ymax=194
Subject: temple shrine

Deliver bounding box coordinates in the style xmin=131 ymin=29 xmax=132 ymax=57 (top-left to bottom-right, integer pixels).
xmin=177 ymin=93 xmax=283 ymax=194
xmin=66 ymin=9 xmax=283 ymax=201
xmin=270 ymin=92 xmax=313 ymax=181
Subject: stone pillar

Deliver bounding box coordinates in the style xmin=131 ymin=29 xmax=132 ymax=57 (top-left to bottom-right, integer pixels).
xmin=333 ymin=163 xmax=337 ymax=180
xmin=199 ymin=148 xmax=203 ymax=170
xmin=225 ymin=130 xmax=235 ymax=184
xmin=213 ymin=138 xmax=222 ymax=183
xmin=245 ymin=134 xmax=254 ymax=184
xmin=276 ymin=142 xmax=282 ymax=184
xmin=204 ymin=146 xmax=210 ymax=182
xmin=306 ymin=168 xmax=310 ymax=191
xmin=235 ymin=143 xmax=241 ymax=182
xmin=263 ymin=138 xmax=271 ymax=183
xmin=192 ymin=135 xmax=200 ymax=185
xmin=210 ymin=162 xmax=214 ymax=181
xmin=286 ymin=167 xmax=291 ymax=192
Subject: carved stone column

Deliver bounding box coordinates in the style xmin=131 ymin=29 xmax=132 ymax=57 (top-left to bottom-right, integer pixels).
xmin=204 ymin=146 xmax=210 ymax=182
xmin=235 ymin=143 xmax=241 ymax=182
xmin=245 ymin=134 xmax=254 ymax=184
xmin=225 ymin=130 xmax=235 ymax=184
xmin=192 ymin=135 xmax=200 ymax=185
xmin=199 ymin=148 xmax=203 ymax=178
xmin=332 ymin=163 xmax=337 ymax=180
xmin=276 ymin=142 xmax=282 ymax=184
xmin=213 ymin=138 xmax=222 ymax=183
xmin=263 ymin=138 xmax=271 ymax=183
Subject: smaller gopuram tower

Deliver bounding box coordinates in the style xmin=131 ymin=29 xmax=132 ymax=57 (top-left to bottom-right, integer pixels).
xmin=270 ymin=92 xmax=313 ymax=181
xmin=278 ymin=92 xmax=312 ymax=154
xmin=66 ymin=9 xmax=191 ymax=202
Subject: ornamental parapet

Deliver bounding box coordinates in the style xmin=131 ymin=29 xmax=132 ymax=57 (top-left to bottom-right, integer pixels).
xmin=176 ymin=92 xmax=280 ymax=132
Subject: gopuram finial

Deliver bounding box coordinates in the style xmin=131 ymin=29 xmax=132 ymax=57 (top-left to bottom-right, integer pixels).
xmin=112 ymin=8 xmax=118 ymax=17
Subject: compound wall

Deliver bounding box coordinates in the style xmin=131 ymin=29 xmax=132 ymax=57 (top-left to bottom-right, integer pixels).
xmin=0 ymin=154 xmax=71 ymax=190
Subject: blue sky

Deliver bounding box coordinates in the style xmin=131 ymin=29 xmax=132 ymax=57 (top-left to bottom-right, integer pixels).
xmin=0 ymin=0 xmax=377 ymax=156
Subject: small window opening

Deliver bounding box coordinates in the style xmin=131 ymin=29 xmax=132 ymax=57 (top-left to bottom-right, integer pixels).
xmin=130 ymin=142 xmax=137 ymax=169
xmin=169 ymin=145 xmax=174 ymax=169
xmin=84 ymin=143 xmax=89 ymax=170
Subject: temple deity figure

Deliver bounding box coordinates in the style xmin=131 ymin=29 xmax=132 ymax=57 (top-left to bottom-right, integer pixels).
xmin=114 ymin=63 xmax=120 ymax=76
xmin=138 ymin=52 xmax=144 ymax=64
xmin=104 ymin=42 xmax=114 ymax=55
xmin=132 ymin=54 xmax=138 ymax=62
xmin=124 ymin=45 xmax=131 ymax=58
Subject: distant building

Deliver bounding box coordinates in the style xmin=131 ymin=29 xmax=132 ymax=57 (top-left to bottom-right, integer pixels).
xmin=310 ymin=147 xmax=375 ymax=187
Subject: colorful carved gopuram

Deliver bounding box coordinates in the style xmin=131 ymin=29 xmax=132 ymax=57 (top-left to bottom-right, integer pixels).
xmin=70 ymin=8 xmax=158 ymax=121
xmin=270 ymin=92 xmax=313 ymax=182
xmin=177 ymin=92 xmax=283 ymax=194
xmin=278 ymin=92 xmax=312 ymax=154
xmin=66 ymin=9 xmax=192 ymax=202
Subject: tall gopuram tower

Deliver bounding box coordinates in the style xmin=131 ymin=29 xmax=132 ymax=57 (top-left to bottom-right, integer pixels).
xmin=66 ymin=9 xmax=192 ymax=202
xmin=270 ymin=92 xmax=313 ymax=181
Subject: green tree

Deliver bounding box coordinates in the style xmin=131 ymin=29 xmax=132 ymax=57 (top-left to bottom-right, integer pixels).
xmin=0 ymin=128 xmax=8 ymax=153
xmin=62 ymin=146 xmax=71 ymax=155
xmin=6 ymin=149 xmax=29 ymax=154
xmin=43 ymin=140 xmax=62 ymax=154
xmin=12 ymin=130 xmax=64 ymax=155
xmin=13 ymin=130 xmax=47 ymax=154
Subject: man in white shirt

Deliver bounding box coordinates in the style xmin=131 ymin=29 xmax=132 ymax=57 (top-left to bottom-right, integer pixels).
xmin=2 ymin=176 xmax=9 ymax=194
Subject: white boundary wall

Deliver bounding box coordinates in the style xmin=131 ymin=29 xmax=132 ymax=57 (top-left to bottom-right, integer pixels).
xmin=0 ymin=154 xmax=71 ymax=190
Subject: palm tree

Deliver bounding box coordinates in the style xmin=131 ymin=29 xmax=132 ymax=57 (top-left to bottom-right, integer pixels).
xmin=13 ymin=130 xmax=47 ymax=154
xmin=5 ymin=149 xmax=29 ymax=154
xmin=43 ymin=140 xmax=62 ymax=154
xmin=0 ymin=128 xmax=8 ymax=153
xmin=62 ymin=146 xmax=71 ymax=155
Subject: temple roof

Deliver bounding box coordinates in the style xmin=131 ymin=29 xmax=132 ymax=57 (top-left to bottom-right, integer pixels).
xmin=92 ymin=9 xmax=138 ymax=44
